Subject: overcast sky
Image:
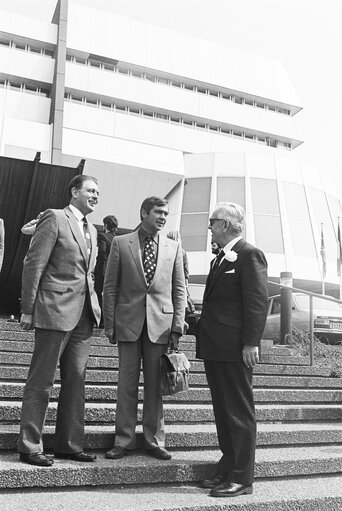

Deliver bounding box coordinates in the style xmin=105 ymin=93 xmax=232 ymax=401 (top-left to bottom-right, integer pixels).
xmin=1 ymin=0 xmax=341 ymax=187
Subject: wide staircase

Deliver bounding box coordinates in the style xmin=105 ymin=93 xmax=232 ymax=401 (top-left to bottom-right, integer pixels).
xmin=0 ymin=319 xmax=342 ymax=510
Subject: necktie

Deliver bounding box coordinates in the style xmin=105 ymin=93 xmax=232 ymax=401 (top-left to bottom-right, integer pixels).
xmin=82 ymin=217 xmax=92 ymax=260
xmin=143 ymin=235 xmax=156 ymax=285
xmin=210 ymin=249 xmax=224 ymax=276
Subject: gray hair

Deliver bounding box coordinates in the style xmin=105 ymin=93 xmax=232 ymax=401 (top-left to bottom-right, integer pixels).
xmin=214 ymin=202 xmax=245 ymax=234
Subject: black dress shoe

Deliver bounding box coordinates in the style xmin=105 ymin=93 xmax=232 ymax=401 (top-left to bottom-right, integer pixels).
xmin=146 ymin=447 xmax=171 ymax=460
xmin=19 ymin=452 xmax=54 ymax=467
xmin=54 ymin=452 xmax=97 ymax=462
xmin=105 ymin=446 xmax=128 ymax=459
xmin=210 ymin=482 xmax=253 ymax=498
xmin=199 ymin=473 xmax=227 ymax=488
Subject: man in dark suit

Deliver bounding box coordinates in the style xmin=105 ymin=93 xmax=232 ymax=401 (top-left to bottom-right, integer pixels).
xmin=198 ymin=202 xmax=268 ymax=497
xmin=103 ymin=196 xmax=186 ymax=461
xmin=18 ymin=175 xmax=101 ymax=466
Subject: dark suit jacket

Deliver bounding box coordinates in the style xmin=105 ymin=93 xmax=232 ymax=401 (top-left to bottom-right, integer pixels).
xmin=197 ymin=238 xmax=268 ymax=361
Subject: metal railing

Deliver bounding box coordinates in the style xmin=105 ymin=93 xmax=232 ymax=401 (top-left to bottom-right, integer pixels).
xmin=268 ymin=281 xmax=342 ymax=366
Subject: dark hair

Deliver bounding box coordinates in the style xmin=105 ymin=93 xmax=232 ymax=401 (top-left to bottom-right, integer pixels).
xmin=67 ymin=175 xmax=98 ymax=199
xmin=103 ymin=215 xmax=118 ymax=233
xmin=140 ymin=196 xmax=168 ymax=221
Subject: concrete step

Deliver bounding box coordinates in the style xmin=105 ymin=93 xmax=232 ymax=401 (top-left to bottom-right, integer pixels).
xmin=0 ymin=348 xmax=311 ymax=371
xmin=1 ymin=445 xmax=342 ymax=490
xmin=2 ymin=422 xmax=342 ymax=451
xmin=2 ymin=475 xmax=342 ymax=511
xmin=1 ymin=382 xmax=341 ymax=404
xmin=1 ymin=365 xmax=341 ymax=388
xmin=1 ymin=348 xmax=332 ymax=378
xmin=2 ymin=401 xmax=342 ymax=425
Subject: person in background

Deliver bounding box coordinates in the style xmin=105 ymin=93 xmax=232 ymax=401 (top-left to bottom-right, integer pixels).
xmin=211 ymin=241 xmax=221 ymax=256
xmin=167 ymin=230 xmax=189 ymax=287
xmin=94 ymin=215 xmax=118 ymax=326
xmin=103 ymin=196 xmax=186 ymax=461
xmin=18 ymin=175 xmax=101 ymax=467
xmin=198 ymin=202 xmax=268 ymax=498
xmin=0 ymin=218 xmax=4 ymax=272
xmin=21 ymin=212 xmax=45 ymax=236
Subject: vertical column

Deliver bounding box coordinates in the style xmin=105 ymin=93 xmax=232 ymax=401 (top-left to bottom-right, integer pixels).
xmin=50 ymin=0 xmax=68 ymax=164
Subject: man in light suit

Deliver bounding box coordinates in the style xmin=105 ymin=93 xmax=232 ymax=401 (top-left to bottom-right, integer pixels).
xmin=103 ymin=196 xmax=186 ymax=461
xmin=18 ymin=175 xmax=101 ymax=466
xmin=198 ymin=202 xmax=268 ymax=497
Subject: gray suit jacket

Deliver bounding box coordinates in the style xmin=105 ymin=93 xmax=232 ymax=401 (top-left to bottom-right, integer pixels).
xmin=21 ymin=206 xmax=101 ymax=330
xmin=103 ymin=230 xmax=186 ymax=344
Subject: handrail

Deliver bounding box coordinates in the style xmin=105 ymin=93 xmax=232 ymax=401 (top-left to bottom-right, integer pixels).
xmin=268 ymin=281 xmax=342 ymax=304
xmin=267 ymin=280 xmax=342 ymax=366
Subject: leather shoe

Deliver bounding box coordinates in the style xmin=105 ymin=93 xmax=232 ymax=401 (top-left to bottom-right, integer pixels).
xmin=199 ymin=473 xmax=227 ymax=488
xmin=105 ymin=446 xmax=128 ymax=459
xmin=146 ymin=447 xmax=171 ymax=460
xmin=54 ymin=452 xmax=97 ymax=462
xmin=19 ymin=452 xmax=54 ymax=467
xmin=210 ymin=482 xmax=253 ymax=498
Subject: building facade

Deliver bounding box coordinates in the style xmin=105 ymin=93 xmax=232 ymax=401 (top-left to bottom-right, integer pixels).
xmin=0 ymin=0 xmax=341 ymax=291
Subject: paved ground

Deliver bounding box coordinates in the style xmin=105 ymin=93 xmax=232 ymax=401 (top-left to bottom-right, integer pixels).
xmin=2 ymin=475 xmax=342 ymax=511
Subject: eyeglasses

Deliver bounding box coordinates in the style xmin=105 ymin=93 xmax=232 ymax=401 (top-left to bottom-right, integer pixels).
xmin=208 ymin=218 xmax=223 ymax=227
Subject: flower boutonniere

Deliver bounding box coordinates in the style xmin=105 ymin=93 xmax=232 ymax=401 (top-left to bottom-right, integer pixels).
xmin=224 ymin=250 xmax=238 ymax=263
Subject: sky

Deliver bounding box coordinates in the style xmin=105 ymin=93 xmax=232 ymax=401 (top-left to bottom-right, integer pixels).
xmin=1 ymin=0 xmax=341 ymax=187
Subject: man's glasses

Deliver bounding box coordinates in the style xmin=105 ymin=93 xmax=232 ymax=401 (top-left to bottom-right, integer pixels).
xmin=208 ymin=218 xmax=223 ymax=227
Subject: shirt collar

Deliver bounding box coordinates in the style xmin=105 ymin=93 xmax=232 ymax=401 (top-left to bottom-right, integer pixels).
xmin=69 ymin=204 xmax=84 ymax=222
xmin=222 ymin=235 xmax=242 ymax=254
xmin=138 ymin=227 xmax=159 ymax=244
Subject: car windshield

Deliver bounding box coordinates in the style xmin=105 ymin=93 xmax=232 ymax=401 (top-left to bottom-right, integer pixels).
xmin=294 ymin=294 xmax=342 ymax=313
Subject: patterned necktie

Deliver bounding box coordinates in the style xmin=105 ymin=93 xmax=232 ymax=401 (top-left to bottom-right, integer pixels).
xmin=82 ymin=217 xmax=91 ymax=260
xmin=210 ymin=250 xmax=225 ymax=277
xmin=143 ymin=235 xmax=156 ymax=285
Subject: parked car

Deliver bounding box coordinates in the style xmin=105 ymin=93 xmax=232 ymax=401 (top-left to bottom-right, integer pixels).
xmin=185 ymin=285 xmax=342 ymax=345
xmin=263 ymin=293 xmax=342 ymax=345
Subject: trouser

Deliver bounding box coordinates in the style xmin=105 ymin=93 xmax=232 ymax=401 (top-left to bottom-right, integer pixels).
xmin=204 ymin=359 xmax=256 ymax=485
xmin=18 ymin=302 xmax=94 ymax=454
xmin=114 ymin=322 xmax=168 ymax=449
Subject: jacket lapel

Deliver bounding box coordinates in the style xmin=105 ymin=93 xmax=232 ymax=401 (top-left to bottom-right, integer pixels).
xmin=150 ymin=235 xmax=167 ymax=288
xmin=204 ymin=239 xmax=247 ymax=300
xmin=64 ymin=206 xmax=89 ymax=266
xmin=128 ymin=231 xmax=146 ymax=285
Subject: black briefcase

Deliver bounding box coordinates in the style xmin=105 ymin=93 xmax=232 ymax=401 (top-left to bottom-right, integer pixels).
xmin=160 ymin=350 xmax=190 ymax=396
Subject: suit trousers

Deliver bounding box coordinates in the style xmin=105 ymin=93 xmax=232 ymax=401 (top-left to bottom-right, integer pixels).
xmin=204 ymin=359 xmax=256 ymax=485
xmin=18 ymin=301 xmax=94 ymax=454
xmin=114 ymin=323 xmax=168 ymax=450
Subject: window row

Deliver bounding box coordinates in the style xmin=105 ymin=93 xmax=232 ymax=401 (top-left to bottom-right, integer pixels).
xmin=0 ymin=38 xmax=54 ymax=57
xmin=66 ymin=53 xmax=291 ymax=116
xmin=0 ymin=80 xmax=50 ymax=97
xmin=64 ymin=92 xmax=292 ymax=149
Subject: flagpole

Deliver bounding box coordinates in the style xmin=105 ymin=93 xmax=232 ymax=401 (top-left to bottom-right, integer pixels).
xmin=338 ymin=217 xmax=342 ymax=300
xmin=320 ymin=222 xmax=326 ymax=295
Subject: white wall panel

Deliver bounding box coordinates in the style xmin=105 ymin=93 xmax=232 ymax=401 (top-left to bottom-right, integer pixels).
xmin=68 ymin=2 xmax=302 ymax=108
xmin=0 ymin=46 xmax=55 ymax=84
xmin=62 ymin=127 xmax=184 ymax=175
xmin=0 ymin=90 xmax=51 ymax=123
xmin=0 ymin=9 xmax=57 ymax=45
xmin=65 ymin=63 xmax=300 ymax=141
xmin=0 ymin=117 xmax=51 ymax=159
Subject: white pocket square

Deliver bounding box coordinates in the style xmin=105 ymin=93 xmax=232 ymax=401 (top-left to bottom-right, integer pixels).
xmin=225 ymin=269 xmax=235 ymax=274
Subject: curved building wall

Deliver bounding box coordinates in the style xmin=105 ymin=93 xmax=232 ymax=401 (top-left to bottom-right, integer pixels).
xmin=182 ymin=153 xmax=342 ymax=292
